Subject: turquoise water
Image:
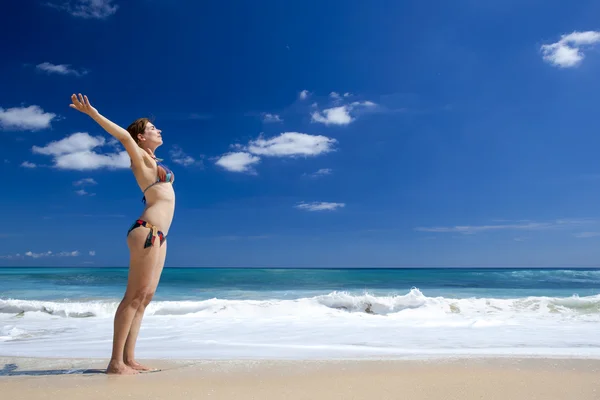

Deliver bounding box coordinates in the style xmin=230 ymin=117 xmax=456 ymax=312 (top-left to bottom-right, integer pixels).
xmin=2 ymin=267 xmax=600 ymax=359
xmin=1 ymin=267 xmax=599 ymax=301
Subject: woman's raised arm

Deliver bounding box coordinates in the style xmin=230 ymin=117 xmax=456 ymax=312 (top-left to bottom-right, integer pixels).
xmin=69 ymin=93 xmax=144 ymax=167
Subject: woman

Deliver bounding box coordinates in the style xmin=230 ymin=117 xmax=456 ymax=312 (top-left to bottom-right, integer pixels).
xmin=70 ymin=94 xmax=175 ymax=375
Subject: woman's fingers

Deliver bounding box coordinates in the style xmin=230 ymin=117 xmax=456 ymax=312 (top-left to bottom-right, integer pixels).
xmin=70 ymin=93 xmax=95 ymax=113
xmin=71 ymin=94 xmax=82 ymax=107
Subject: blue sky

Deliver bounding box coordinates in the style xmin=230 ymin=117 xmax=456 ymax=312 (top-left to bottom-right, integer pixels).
xmin=2 ymin=0 xmax=600 ymax=267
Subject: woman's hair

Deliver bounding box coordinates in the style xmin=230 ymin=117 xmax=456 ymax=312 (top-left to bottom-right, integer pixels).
xmin=126 ymin=117 xmax=166 ymax=179
xmin=126 ymin=118 xmax=151 ymax=144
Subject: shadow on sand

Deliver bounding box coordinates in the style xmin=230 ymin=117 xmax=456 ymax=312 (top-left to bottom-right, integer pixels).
xmin=0 ymin=363 xmax=106 ymax=377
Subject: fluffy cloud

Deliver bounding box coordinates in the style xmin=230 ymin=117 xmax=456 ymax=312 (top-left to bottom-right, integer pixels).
xmin=0 ymin=105 xmax=56 ymax=131
xmin=216 ymin=132 xmax=336 ymax=173
xmin=170 ymin=145 xmax=199 ymax=167
xmin=311 ymin=106 xmax=352 ymax=125
xmin=89 ymin=250 xmax=96 ymax=256
xmin=48 ymin=0 xmax=118 ymax=19
xmin=73 ymin=178 xmax=97 ymax=186
xmin=57 ymin=251 xmax=80 ymax=257
xmin=299 ymin=90 xmax=310 ymax=100
xmin=311 ymin=101 xmax=376 ymax=126
xmin=25 ymin=251 xmax=53 ymax=259
xmin=541 ymin=31 xmax=600 ymax=68
xmin=216 ymin=152 xmax=261 ymax=173
xmin=20 ymin=161 xmax=36 ymax=168
xmin=247 ymin=132 xmax=336 ymax=157
xmin=32 ymin=132 xmax=129 ymax=170
xmin=295 ymin=202 xmax=345 ymax=211
xmin=36 ymin=62 xmax=87 ymax=76
xmin=262 ymin=113 xmax=283 ymax=123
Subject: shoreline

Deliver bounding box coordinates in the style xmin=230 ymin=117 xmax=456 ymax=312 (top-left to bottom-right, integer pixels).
xmin=1 ymin=357 xmax=599 ymax=400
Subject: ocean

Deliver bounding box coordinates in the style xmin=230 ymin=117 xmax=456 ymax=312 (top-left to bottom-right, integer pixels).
xmin=1 ymin=267 xmax=600 ymax=360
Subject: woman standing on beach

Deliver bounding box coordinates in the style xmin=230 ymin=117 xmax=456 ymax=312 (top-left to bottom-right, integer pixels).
xmin=70 ymin=94 xmax=175 ymax=375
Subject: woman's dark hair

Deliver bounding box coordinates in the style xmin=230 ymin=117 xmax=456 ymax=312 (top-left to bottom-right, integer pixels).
xmin=126 ymin=117 xmax=166 ymax=180
xmin=126 ymin=118 xmax=151 ymax=144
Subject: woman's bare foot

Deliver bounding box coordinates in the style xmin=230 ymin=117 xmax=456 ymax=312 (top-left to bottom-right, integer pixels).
xmin=125 ymin=360 xmax=154 ymax=371
xmin=106 ymin=360 xmax=139 ymax=375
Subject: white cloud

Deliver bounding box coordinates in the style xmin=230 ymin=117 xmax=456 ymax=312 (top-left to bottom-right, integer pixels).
xmin=0 ymin=250 xmax=80 ymax=259
xmin=574 ymin=232 xmax=600 ymax=238
xmin=75 ymin=189 xmax=95 ymax=196
xmin=217 ymin=132 xmax=336 ymax=173
xmin=73 ymin=178 xmax=97 ymax=186
xmin=32 ymin=132 xmax=129 ymax=170
xmin=0 ymin=105 xmax=56 ymax=131
xmin=351 ymin=101 xmax=376 ymax=107
xmin=216 ymin=152 xmax=261 ymax=173
xmin=33 ymin=132 xmax=103 ymax=155
xmin=311 ymin=101 xmax=376 ymax=126
xmin=36 ymin=62 xmax=87 ymax=76
xmin=295 ymin=202 xmax=345 ymax=211
xmin=57 ymin=251 xmax=80 ymax=257
xmin=247 ymin=132 xmax=336 ymax=157
xmin=48 ymin=0 xmax=118 ymax=19
xmin=20 ymin=161 xmax=36 ymax=168
xmin=89 ymin=250 xmax=96 ymax=256
xmin=541 ymin=31 xmax=600 ymax=68
xmin=299 ymin=90 xmax=310 ymax=100
xmin=262 ymin=113 xmax=283 ymax=123
xmin=305 ymin=168 xmax=332 ymax=177
xmin=25 ymin=251 xmax=52 ymax=258
xmin=416 ymin=219 xmax=592 ymax=235
xmin=54 ymin=151 xmax=129 ymax=170
xmin=330 ymin=92 xmax=341 ymax=100
xmin=20 ymin=250 xmax=80 ymax=258
xmin=170 ymin=145 xmax=199 ymax=167
xmin=311 ymin=106 xmax=353 ymax=125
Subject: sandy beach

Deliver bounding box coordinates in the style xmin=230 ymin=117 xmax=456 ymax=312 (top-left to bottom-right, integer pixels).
xmin=1 ymin=357 xmax=599 ymax=400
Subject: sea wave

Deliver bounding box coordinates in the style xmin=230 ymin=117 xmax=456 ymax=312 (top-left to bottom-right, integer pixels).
xmin=2 ymin=288 xmax=600 ymax=320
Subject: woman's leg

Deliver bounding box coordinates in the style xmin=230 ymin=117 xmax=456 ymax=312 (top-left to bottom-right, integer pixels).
xmin=124 ymin=241 xmax=167 ymax=370
xmin=106 ymin=230 xmax=161 ymax=375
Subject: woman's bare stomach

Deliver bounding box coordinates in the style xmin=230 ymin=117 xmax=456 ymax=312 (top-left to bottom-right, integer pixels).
xmin=138 ymin=184 xmax=175 ymax=234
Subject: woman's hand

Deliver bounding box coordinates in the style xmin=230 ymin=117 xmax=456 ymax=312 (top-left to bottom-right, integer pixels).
xmin=69 ymin=93 xmax=98 ymax=117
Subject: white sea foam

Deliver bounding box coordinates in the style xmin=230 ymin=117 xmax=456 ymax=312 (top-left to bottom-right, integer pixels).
xmin=2 ymin=288 xmax=599 ymax=319
xmin=1 ymin=288 xmax=600 ymax=359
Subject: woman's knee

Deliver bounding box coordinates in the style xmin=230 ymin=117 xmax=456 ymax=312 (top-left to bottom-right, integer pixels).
xmin=124 ymin=287 xmax=154 ymax=308
xmin=142 ymin=291 xmax=155 ymax=307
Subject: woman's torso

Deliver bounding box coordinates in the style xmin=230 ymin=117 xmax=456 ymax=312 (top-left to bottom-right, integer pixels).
xmin=132 ymin=154 xmax=176 ymax=234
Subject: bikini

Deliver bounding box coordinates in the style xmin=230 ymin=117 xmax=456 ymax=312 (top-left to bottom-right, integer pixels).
xmin=126 ymin=156 xmax=175 ymax=248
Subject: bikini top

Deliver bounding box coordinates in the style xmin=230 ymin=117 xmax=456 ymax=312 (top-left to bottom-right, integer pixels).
xmin=141 ymin=157 xmax=175 ymax=203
